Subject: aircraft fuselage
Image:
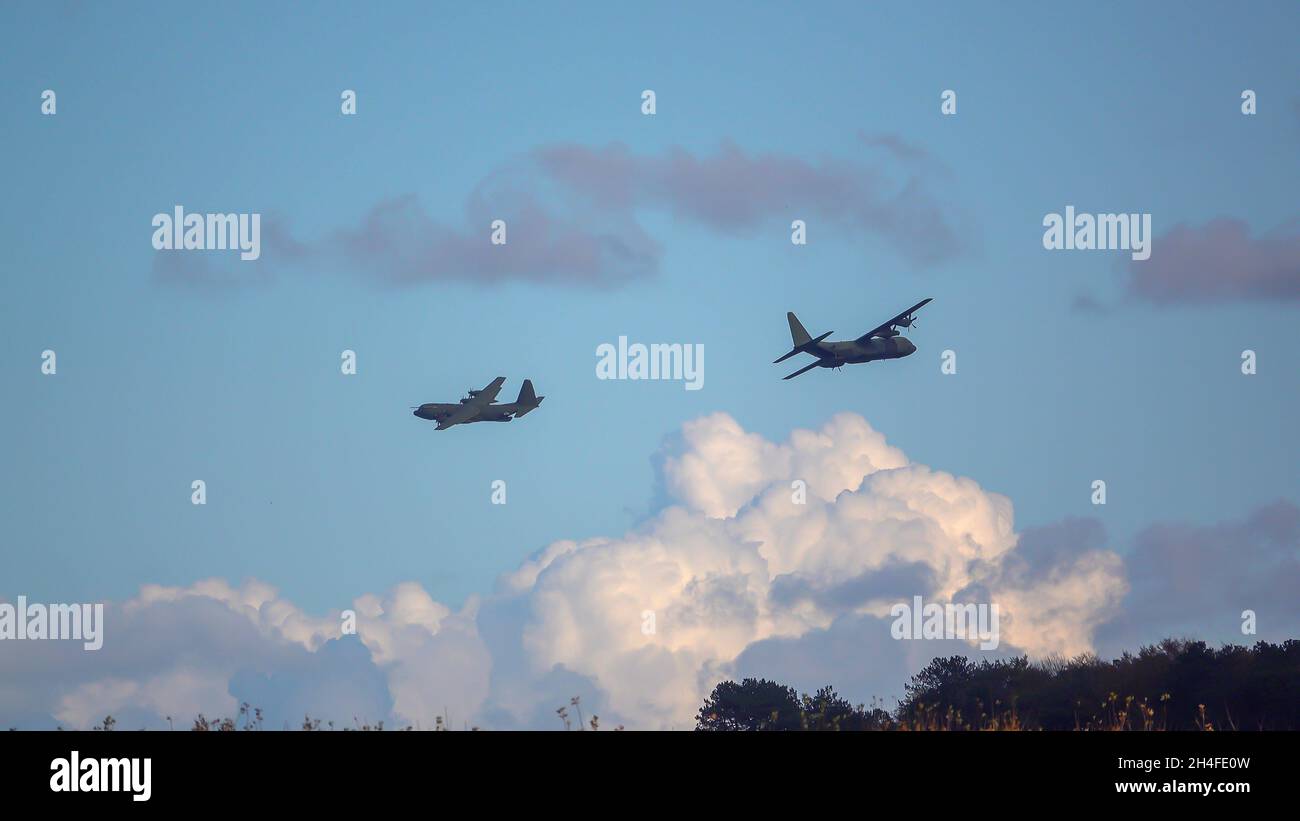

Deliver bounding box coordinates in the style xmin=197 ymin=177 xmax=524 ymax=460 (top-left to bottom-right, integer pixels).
xmin=413 ymin=403 xmax=513 ymax=423
xmin=812 ymin=336 xmax=916 ymax=367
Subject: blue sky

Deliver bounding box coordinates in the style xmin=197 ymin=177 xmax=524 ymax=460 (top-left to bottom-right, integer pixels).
xmin=0 ymin=2 xmax=1297 ymax=726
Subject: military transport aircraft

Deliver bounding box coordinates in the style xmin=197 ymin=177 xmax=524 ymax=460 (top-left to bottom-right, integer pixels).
xmin=412 ymin=377 xmax=544 ymax=430
xmin=773 ymin=298 xmax=933 ymax=380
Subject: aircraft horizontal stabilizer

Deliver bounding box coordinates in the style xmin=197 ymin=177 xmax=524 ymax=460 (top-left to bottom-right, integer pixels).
xmin=783 ymin=361 xmax=821 ymax=380
xmin=773 ymin=330 xmax=833 ymax=363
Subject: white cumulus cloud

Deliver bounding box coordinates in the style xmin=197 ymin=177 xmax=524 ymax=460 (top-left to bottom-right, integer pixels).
xmin=3 ymin=412 xmax=1139 ymax=729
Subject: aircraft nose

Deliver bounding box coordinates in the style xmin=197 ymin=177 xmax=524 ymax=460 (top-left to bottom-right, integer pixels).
xmin=901 ymin=338 xmax=917 ymax=355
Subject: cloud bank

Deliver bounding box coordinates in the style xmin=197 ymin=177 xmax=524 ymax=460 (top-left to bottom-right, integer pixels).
xmin=155 ymin=139 xmax=964 ymax=290
xmin=4 ymin=413 xmax=1293 ymax=729
xmin=1126 ymin=217 xmax=1300 ymax=304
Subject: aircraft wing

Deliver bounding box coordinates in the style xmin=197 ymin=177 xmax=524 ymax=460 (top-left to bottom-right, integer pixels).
xmin=436 ymin=377 xmax=507 ymax=428
xmin=436 ymin=402 xmax=480 ymax=429
xmin=476 ymin=376 xmax=506 ymax=404
xmin=859 ymin=298 xmax=932 ymax=341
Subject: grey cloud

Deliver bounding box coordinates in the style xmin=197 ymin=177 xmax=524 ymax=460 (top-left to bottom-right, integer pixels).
xmin=535 ymin=140 xmax=964 ymax=265
xmin=857 ymin=132 xmax=953 ymax=180
xmin=986 ymin=516 xmax=1109 ymax=584
xmin=734 ymin=612 xmax=1015 ymax=709
xmin=770 ymin=560 xmax=939 ymax=613
xmin=330 ymin=190 xmax=659 ymax=289
xmin=1125 ymin=217 xmax=1300 ymax=304
xmin=1096 ymin=499 xmax=1300 ymax=655
xmin=0 ymin=595 xmax=388 ymax=729
xmin=230 ymin=636 xmax=392 ymax=730
xmin=156 ymin=139 xmax=964 ymax=291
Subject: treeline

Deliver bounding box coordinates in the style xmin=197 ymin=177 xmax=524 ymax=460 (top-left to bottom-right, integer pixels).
xmin=696 ymin=639 xmax=1300 ymax=731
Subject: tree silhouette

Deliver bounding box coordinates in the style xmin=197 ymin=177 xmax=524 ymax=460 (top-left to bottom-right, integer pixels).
xmin=897 ymin=639 xmax=1300 ymax=730
xmin=696 ymin=678 xmax=802 ymax=731
xmin=696 ymin=639 xmax=1300 ymax=731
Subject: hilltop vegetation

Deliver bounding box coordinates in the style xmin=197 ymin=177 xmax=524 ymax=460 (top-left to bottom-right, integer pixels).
xmin=696 ymin=639 xmax=1300 ymax=731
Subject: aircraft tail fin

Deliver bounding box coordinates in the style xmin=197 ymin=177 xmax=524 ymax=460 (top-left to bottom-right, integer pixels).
xmin=775 ymin=314 xmax=832 ymax=364
xmin=513 ymin=379 xmax=543 ymax=417
xmin=517 ymin=379 xmax=537 ymax=405
xmin=787 ymin=312 xmax=812 ymax=347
